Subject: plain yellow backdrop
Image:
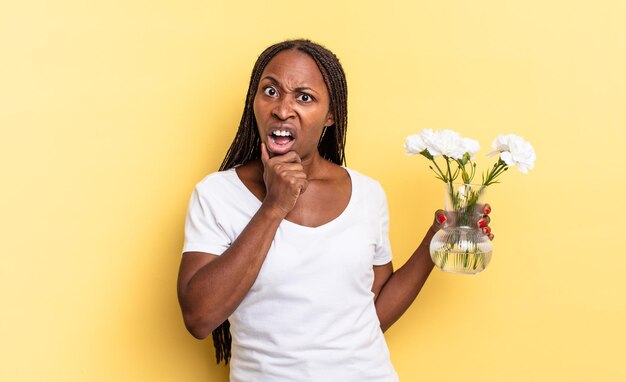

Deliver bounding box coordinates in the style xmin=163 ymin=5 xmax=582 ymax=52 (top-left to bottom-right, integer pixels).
xmin=2 ymin=0 xmax=625 ymax=381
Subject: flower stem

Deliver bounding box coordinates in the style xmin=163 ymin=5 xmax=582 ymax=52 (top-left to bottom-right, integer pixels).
xmin=483 ymin=160 xmax=509 ymax=186
xmin=430 ymin=159 xmax=448 ymax=182
xmin=445 ymin=156 xmax=453 ymax=183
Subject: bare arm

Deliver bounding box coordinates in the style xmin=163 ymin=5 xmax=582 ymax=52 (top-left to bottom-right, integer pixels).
xmin=177 ymin=205 xmax=285 ymax=339
xmin=177 ymin=145 xmax=307 ymax=339
xmin=373 ymin=227 xmax=436 ymax=332
xmin=373 ymin=205 xmax=493 ymax=332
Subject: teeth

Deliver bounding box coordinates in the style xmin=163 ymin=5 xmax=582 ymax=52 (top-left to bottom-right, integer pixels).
xmin=272 ymin=130 xmax=292 ymax=137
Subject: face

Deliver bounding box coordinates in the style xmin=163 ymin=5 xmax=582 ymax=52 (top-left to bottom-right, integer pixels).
xmin=253 ymin=49 xmax=334 ymax=159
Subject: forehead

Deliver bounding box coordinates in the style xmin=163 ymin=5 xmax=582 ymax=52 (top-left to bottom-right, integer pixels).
xmin=261 ymin=49 xmax=326 ymax=89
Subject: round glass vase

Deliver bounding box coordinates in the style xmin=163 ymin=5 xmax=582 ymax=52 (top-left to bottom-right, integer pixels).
xmin=429 ymin=183 xmax=493 ymax=274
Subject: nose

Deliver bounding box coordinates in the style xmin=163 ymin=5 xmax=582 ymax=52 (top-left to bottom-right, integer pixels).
xmin=271 ymin=97 xmax=295 ymax=121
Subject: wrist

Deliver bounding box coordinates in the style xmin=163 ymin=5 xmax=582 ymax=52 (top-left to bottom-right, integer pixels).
xmin=258 ymin=202 xmax=288 ymax=222
xmin=427 ymin=224 xmax=439 ymax=237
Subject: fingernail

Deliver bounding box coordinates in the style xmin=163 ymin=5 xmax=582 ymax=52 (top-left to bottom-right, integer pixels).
xmin=482 ymin=227 xmax=491 ymax=234
xmin=478 ymin=220 xmax=486 ymax=228
xmin=437 ymin=215 xmax=447 ymax=223
xmin=484 ymin=207 xmax=491 ymax=214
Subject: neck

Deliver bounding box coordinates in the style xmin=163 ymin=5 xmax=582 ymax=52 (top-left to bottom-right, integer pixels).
xmin=250 ymin=150 xmax=332 ymax=181
xmin=300 ymin=151 xmax=330 ymax=180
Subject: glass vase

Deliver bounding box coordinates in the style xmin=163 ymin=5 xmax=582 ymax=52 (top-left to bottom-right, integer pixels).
xmin=429 ymin=183 xmax=493 ymax=274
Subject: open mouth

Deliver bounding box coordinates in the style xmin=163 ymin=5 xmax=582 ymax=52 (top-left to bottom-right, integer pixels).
xmin=267 ymin=129 xmax=295 ymax=155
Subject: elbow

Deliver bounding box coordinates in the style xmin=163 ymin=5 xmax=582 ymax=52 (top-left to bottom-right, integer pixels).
xmin=182 ymin=310 xmax=220 ymax=340
xmin=178 ymin=292 xmax=220 ymax=339
xmin=186 ymin=324 xmax=210 ymax=340
xmin=184 ymin=315 xmax=212 ymax=339
xmin=178 ymin=287 xmax=228 ymax=339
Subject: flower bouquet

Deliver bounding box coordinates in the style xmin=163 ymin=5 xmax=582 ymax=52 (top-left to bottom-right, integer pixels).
xmin=405 ymin=130 xmax=536 ymax=274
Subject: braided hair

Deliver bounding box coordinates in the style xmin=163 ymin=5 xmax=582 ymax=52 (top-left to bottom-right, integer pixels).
xmin=213 ymin=39 xmax=349 ymax=364
xmin=220 ymin=39 xmax=348 ymax=171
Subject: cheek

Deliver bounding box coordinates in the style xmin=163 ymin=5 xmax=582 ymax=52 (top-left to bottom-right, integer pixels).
xmin=305 ymin=109 xmax=331 ymax=131
xmin=253 ymin=97 xmax=266 ymax=127
xmin=252 ymin=96 xmax=261 ymax=118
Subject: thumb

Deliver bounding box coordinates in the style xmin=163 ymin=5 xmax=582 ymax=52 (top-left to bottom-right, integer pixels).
xmin=432 ymin=209 xmax=447 ymax=231
xmin=260 ymin=143 xmax=270 ymax=166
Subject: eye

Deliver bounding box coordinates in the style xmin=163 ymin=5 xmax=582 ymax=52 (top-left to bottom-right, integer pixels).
xmin=297 ymin=93 xmax=313 ymax=103
xmin=263 ymin=86 xmax=278 ymax=97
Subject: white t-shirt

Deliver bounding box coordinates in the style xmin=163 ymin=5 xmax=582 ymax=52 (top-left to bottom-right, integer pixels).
xmin=183 ymin=167 xmax=398 ymax=382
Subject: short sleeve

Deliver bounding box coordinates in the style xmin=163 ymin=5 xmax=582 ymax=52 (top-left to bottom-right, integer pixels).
xmin=373 ymin=183 xmax=392 ymax=266
xmin=181 ymin=186 xmax=231 ymax=255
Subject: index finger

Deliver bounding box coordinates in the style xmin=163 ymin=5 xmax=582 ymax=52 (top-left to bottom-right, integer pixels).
xmin=266 ymin=150 xmax=302 ymax=165
xmin=260 ymin=143 xmax=270 ymax=166
xmin=279 ymin=151 xmax=302 ymax=164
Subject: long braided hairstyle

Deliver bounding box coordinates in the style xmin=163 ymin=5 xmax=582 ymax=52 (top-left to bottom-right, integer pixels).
xmin=213 ymin=39 xmax=348 ymax=364
xmin=219 ymin=39 xmax=348 ymax=171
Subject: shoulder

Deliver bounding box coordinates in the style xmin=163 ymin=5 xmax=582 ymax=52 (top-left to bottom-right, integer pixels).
xmin=196 ymin=168 xmax=236 ymax=186
xmin=344 ymin=167 xmax=386 ymax=196
xmin=194 ymin=169 xmax=240 ymax=196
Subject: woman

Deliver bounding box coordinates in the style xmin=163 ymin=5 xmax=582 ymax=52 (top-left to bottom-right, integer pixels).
xmin=177 ymin=39 xmax=493 ymax=381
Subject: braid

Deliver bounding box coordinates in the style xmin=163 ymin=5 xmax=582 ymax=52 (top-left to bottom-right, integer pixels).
xmin=219 ymin=39 xmax=348 ymax=171
xmin=213 ymin=39 xmax=349 ymax=365
xmin=211 ymin=319 xmax=231 ymax=364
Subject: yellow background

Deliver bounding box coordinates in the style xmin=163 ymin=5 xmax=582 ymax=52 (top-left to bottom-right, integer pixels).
xmin=2 ymin=0 xmax=625 ymax=381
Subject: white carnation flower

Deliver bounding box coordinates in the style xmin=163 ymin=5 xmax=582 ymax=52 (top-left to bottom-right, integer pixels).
xmin=462 ymin=137 xmax=481 ymax=159
xmin=423 ymin=129 xmax=466 ymax=159
xmin=489 ymin=134 xmax=511 ymax=155
xmin=405 ymin=129 xmax=536 ymax=188
xmin=490 ymin=134 xmax=536 ymax=174
xmin=404 ymin=133 xmax=427 ymax=155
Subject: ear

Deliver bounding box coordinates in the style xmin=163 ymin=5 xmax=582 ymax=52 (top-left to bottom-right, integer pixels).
xmin=324 ymin=112 xmax=335 ymax=127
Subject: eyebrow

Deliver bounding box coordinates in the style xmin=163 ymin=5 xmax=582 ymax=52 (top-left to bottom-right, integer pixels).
xmin=261 ymin=75 xmax=319 ymax=94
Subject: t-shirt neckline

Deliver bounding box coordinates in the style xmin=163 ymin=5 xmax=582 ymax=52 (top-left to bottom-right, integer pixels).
xmin=228 ymin=167 xmax=355 ymax=231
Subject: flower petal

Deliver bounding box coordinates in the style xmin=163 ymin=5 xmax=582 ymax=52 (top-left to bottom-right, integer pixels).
xmin=500 ymin=151 xmax=515 ymax=166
